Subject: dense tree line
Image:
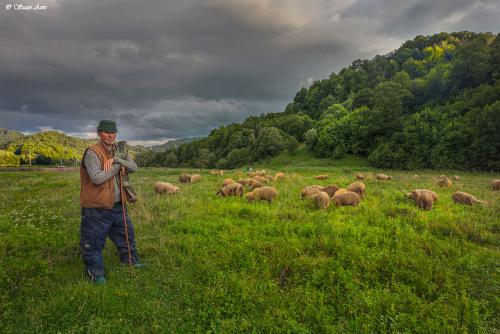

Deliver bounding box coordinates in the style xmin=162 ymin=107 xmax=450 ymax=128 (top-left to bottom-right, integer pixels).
xmin=142 ymin=31 xmax=500 ymax=171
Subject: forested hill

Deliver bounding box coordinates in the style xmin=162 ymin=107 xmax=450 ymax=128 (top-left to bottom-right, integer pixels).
xmin=0 ymin=130 xmax=149 ymax=166
xmin=139 ymin=31 xmax=500 ymax=171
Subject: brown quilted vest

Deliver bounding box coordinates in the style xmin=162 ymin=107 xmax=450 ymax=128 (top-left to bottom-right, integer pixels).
xmin=80 ymin=142 xmax=116 ymax=209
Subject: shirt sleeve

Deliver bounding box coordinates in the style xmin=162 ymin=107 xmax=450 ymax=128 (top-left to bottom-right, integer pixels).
xmin=113 ymin=153 xmax=138 ymax=173
xmin=84 ymin=149 xmax=121 ymax=185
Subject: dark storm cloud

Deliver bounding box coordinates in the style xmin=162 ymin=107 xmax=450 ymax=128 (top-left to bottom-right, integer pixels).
xmin=0 ymin=0 xmax=499 ymax=145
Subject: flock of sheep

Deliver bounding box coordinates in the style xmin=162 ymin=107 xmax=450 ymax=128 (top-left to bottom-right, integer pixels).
xmin=153 ymin=170 xmax=500 ymax=211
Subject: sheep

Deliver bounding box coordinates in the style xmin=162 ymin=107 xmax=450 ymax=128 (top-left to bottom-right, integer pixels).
xmin=248 ymin=170 xmax=266 ymax=177
xmin=332 ymin=191 xmax=360 ymax=207
xmin=179 ymin=174 xmax=192 ymax=183
xmin=356 ymin=173 xmax=364 ymax=180
xmin=347 ymin=181 xmax=366 ymax=199
xmin=376 ymin=174 xmax=393 ymax=180
xmin=413 ymin=174 xmax=419 ymax=180
xmin=210 ymin=170 xmax=224 ymax=175
xmin=217 ymin=183 xmax=244 ymax=197
xmin=453 ymin=175 xmax=460 ymax=181
xmin=154 ymin=182 xmax=181 ymax=195
xmin=190 ymin=174 xmax=201 ymax=183
xmin=275 ymin=172 xmax=286 ymax=181
xmin=414 ymin=191 xmax=433 ymax=210
xmin=264 ymin=175 xmax=275 ymax=182
xmin=452 ymin=191 xmax=487 ymax=206
xmin=222 ymin=178 xmax=236 ymax=186
xmin=250 ymin=181 xmax=264 ymax=190
xmin=312 ymin=191 xmax=330 ymax=210
xmin=246 ymin=186 xmax=278 ymax=203
xmin=436 ymin=177 xmax=452 ymax=187
xmin=301 ymin=185 xmax=322 ymax=199
xmin=407 ymin=189 xmax=439 ymax=203
xmin=314 ymin=174 xmax=329 ymax=180
xmin=237 ymin=178 xmax=252 ymax=186
xmin=319 ymin=184 xmax=340 ymax=197
xmin=492 ymin=179 xmax=500 ymax=190
xmin=333 ymin=188 xmax=348 ymax=196
xmin=253 ymin=175 xmax=269 ymax=184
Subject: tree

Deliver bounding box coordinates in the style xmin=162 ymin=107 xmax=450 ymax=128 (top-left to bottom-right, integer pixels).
xmin=196 ymin=148 xmax=210 ymax=169
xmin=0 ymin=150 xmax=20 ymax=166
xmin=253 ymin=127 xmax=285 ymax=159
xmin=165 ymin=152 xmax=177 ymax=167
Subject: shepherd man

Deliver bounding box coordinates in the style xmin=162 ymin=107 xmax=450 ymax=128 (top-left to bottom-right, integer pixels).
xmin=79 ymin=120 xmax=143 ymax=284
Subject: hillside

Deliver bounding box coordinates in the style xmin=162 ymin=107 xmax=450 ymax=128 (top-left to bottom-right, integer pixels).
xmin=0 ymin=128 xmax=25 ymax=149
xmin=141 ymin=31 xmax=500 ymax=171
xmin=2 ymin=130 xmax=149 ymax=166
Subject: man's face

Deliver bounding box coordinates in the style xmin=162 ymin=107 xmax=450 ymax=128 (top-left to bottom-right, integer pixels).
xmin=98 ymin=131 xmax=117 ymax=145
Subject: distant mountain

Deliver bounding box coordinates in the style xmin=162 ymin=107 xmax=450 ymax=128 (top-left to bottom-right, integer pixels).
xmin=0 ymin=128 xmax=25 ymax=149
xmin=150 ymin=137 xmax=203 ymax=152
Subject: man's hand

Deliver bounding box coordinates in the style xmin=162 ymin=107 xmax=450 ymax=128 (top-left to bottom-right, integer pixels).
xmin=103 ymin=158 xmax=114 ymax=172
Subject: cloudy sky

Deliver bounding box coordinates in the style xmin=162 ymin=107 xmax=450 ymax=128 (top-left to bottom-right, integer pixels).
xmin=1 ymin=0 xmax=499 ymax=146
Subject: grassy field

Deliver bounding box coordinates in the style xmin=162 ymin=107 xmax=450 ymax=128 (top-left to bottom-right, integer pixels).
xmin=0 ymin=154 xmax=499 ymax=333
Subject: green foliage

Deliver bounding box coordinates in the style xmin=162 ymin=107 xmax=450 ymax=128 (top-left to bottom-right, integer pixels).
xmin=0 ymin=150 xmax=20 ymax=166
xmin=294 ymin=32 xmax=500 ymax=171
xmin=0 ymin=128 xmax=25 ymax=149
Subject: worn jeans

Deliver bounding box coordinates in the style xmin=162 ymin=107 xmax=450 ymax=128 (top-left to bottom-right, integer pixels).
xmin=80 ymin=202 xmax=140 ymax=277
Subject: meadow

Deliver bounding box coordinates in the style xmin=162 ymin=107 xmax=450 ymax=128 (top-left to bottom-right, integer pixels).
xmin=0 ymin=154 xmax=499 ymax=333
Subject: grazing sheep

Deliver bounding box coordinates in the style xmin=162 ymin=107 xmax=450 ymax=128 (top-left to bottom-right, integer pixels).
xmin=414 ymin=191 xmax=433 ymax=210
xmin=319 ymin=184 xmax=340 ymax=197
xmin=436 ymin=177 xmax=452 ymax=187
xmin=217 ymin=183 xmax=244 ymax=197
xmin=312 ymin=191 xmax=330 ymax=209
xmin=332 ymin=191 xmax=360 ymax=207
xmin=314 ymin=174 xmax=329 ymax=180
xmin=250 ymin=181 xmax=264 ymax=190
xmin=453 ymin=175 xmax=460 ymax=181
xmin=408 ymin=189 xmax=439 ymax=202
xmin=356 ymin=173 xmax=364 ymax=180
xmin=179 ymin=174 xmax=192 ymax=183
xmin=190 ymin=174 xmax=201 ymax=183
xmin=210 ymin=170 xmax=224 ymax=175
xmin=237 ymin=178 xmax=252 ymax=186
xmin=376 ymin=174 xmax=393 ymax=180
xmin=347 ymin=181 xmax=366 ymax=199
xmin=301 ymin=185 xmax=322 ymax=198
xmin=222 ymin=178 xmax=236 ymax=186
xmin=253 ymin=175 xmax=269 ymax=184
xmin=248 ymin=170 xmax=266 ymax=177
xmin=413 ymin=174 xmax=419 ymax=180
xmin=154 ymin=182 xmax=181 ymax=195
xmin=333 ymin=188 xmax=348 ymax=196
xmin=246 ymin=186 xmax=278 ymax=203
xmin=452 ymin=191 xmax=487 ymax=206
xmin=264 ymin=175 xmax=275 ymax=182
xmin=492 ymin=179 xmax=500 ymax=190
xmin=275 ymin=172 xmax=286 ymax=181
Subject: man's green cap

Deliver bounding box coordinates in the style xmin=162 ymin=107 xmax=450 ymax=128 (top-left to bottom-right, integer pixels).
xmin=97 ymin=120 xmax=118 ymax=133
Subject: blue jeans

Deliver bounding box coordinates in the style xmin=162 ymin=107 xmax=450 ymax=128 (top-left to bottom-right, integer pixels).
xmin=80 ymin=202 xmax=140 ymax=277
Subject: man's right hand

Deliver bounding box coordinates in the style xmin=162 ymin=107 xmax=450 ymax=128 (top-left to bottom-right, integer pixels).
xmin=103 ymin=158 xmax=114 ymax=172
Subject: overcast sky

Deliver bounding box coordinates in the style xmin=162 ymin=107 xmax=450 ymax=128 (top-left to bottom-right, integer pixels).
xmin=1 ymin=0 xmax=499 ymax=146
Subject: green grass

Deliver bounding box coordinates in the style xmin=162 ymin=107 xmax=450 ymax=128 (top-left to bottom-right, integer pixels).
xmin=0 ymin=156 xmax=499 ymax=333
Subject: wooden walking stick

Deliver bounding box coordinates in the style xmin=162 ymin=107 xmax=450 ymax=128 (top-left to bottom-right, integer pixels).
xmin=119 ymin=167 xmax=133 ymax=277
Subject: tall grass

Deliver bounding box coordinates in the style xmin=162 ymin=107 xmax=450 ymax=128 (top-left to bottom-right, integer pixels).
xmin=0 ymin=162 xmax=498 ymax=333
